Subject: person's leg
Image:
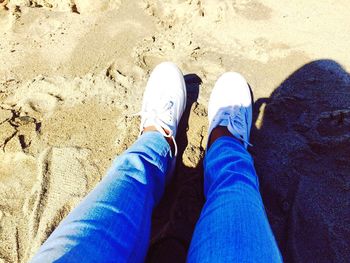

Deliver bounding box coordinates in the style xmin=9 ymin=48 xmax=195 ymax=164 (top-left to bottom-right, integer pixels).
xmin=188 ymin=131 xmax=282 ymax=262
xmin=30 ymin=62 xmax=187 ymax=263
xmin=187 ymin=73 xmax=282 ymax=262
xmin=31 ymin=131 xmax=171 ymax=263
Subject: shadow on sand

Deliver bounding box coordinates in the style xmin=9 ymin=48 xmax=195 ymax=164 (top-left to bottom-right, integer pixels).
xmin=147 ymin=60 xmax=350 ymax=263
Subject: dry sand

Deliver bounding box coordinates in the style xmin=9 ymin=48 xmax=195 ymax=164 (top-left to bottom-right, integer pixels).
xmin=0 ymin=0 xmax=350 ymax=262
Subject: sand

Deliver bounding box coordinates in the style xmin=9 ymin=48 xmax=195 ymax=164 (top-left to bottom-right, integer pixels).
xmin=0 ymin=0 xmax=349 ymax=262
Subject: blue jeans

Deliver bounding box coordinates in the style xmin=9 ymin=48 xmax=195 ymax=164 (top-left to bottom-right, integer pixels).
xmin=31 ymin=131 xmax=282 ymax=262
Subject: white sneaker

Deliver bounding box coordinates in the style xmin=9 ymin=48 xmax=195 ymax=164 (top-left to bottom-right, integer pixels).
xmin=208 ymin=72 xmax=253 ymax=149
xmin=137 ymin=62 xmax=187 ymax=156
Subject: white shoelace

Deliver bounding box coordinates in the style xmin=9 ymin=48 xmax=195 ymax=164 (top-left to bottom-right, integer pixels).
xmin=215 ymin=106 xmax=252 ymax=147
xmin=133 ymin=101 xmax=178 ymax=156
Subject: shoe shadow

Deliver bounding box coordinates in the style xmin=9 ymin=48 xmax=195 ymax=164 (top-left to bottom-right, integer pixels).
xmin=146 ymin=74 xmax=205 ymax=263
xmin=250 ymin=59 xmax=350 ymax=263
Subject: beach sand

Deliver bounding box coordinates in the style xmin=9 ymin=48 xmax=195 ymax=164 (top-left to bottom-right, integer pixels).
xmin=0 ymin=0 xmax=350 ymax=262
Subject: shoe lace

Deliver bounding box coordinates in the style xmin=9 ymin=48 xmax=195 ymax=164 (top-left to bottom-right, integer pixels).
xmin=219 ymin=106 xmax=252 ymax=147
xmin=133 ymin=101 xmax=178 ymax=156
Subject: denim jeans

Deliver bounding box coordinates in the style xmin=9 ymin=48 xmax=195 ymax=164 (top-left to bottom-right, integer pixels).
xmin=30 ymin=131 xmax=282 ymax=263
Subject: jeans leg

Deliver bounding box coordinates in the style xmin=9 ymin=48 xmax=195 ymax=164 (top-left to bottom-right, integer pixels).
xmin=30 ymin=131 xmax=172 ymax=263
xmin=187 ymin=137 xmax=282 ymax=263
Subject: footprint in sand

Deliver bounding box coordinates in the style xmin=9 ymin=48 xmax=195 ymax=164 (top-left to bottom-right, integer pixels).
xmin=27 ymin=94 xmax=59 ymax=114
xmin=6 ymin=85 xmax=64 ymax=118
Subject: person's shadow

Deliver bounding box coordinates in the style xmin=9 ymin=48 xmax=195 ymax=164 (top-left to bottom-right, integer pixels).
xmin=147 ymin=60 xmax=350 ymax=263
xmin=251 ymin=59 xmax=350 ymax=263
